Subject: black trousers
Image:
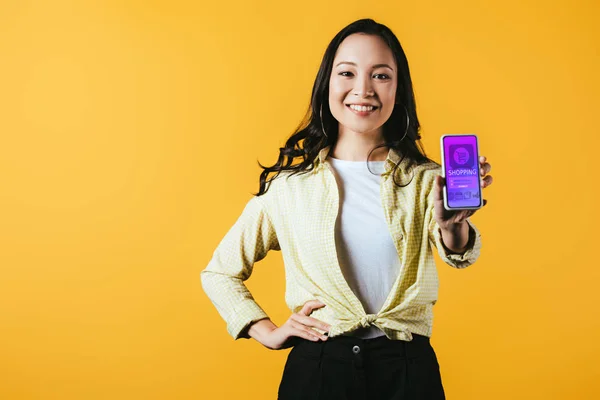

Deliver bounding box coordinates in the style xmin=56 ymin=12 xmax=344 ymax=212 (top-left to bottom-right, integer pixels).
xmin=277 ymin=333 xmax=445 ymax=400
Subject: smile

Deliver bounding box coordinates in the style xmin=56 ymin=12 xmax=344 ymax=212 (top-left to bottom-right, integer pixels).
xmin=346 ymin=104 xmax=378 ymax=116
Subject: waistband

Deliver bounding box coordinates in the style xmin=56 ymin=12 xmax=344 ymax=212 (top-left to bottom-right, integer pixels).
xmin=290 ymin=332 xmax=432 ymax=363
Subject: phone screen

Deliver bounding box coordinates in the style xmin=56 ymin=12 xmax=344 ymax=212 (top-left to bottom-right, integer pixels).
xmin=442 ymin=134 xmax=482 ymax=209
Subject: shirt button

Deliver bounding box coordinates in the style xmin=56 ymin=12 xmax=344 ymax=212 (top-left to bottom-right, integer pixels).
xmin=352 ymin=345 xmax=361 ymax=354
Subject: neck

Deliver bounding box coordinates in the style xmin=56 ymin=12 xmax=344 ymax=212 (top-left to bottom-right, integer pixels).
xmin=329 ymin=129 xmax=388 ymax=161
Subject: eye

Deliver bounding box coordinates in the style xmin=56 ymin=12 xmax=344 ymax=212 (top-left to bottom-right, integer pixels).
xmin=338 ymin=71 xmax=390 ymax=80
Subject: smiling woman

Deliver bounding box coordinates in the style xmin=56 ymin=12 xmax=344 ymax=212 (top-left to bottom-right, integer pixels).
xmin=250 ymin=18 xmax=433 ymax=194
xmin=201 ymin=17 xmax=492 ymax=400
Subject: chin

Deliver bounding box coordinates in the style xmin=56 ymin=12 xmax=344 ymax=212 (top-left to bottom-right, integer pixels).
xmin=341 ymin=125 xmax=382 ymax=135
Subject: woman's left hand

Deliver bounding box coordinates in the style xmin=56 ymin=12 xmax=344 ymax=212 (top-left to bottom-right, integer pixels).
xmin=433 ymin=156 xmax=493 ymax=230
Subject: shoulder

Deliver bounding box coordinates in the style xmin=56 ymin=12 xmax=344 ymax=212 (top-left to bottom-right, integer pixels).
xmin=253 ymin=168 xmax=306 ymax=203
xmin=265 ymin=168 xmax=316 ymax=189
xmin=412 ymin=159 xmax=441 ymax=184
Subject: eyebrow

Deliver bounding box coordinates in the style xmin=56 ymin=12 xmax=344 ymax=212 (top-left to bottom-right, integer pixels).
xmin=334 ymin=61 xmax=394 ymax=71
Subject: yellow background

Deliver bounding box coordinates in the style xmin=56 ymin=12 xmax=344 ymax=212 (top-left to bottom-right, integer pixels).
xmin=1 ymin=1 xmax=598 ymax=399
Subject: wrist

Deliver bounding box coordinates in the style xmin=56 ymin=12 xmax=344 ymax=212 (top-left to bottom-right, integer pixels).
xmin=439 ymin=220 xmax=470 ymax=254
xmin=247 ymin=318 xmax=277 ymax=342
xmin=440 ymin=220 xmax=467 ymax=234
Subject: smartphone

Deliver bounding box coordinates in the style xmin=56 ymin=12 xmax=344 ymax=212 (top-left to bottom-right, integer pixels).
xmin=440 ymin=134 xmax=483 ymax=210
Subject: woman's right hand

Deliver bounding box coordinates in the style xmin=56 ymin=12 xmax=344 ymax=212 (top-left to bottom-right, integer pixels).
xmin=259 ymin=300 xmax=331 ymax=350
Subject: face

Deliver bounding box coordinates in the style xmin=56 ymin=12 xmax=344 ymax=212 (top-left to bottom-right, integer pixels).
xmin=328 ymin=33 xmax=398 ymax=140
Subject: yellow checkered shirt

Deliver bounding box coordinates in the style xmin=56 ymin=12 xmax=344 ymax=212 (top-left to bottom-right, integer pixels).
xmin=201 ymin=145 xmax=482 ymax=341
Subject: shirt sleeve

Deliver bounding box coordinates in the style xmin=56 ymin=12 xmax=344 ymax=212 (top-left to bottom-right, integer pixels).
xmin=425 ymin=182 xmax=482 ymax=269
xmin=200 ymin=195 xmax=280 ymax=340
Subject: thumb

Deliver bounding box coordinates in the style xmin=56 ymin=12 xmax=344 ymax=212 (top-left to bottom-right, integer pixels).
xmin=300 ymin=300 xmax=326 ymax=315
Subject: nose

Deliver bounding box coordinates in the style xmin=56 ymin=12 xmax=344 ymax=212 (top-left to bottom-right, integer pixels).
xmin=354 ymin=74 xmax=374 ymax=97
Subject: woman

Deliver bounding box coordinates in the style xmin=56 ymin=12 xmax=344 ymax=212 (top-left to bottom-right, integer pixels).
xmin=201 ymin=18 xmax=493 ymax=399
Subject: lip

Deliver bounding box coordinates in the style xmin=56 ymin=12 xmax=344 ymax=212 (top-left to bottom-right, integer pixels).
xmin=346 ymin=104 xmax=378 ymax=116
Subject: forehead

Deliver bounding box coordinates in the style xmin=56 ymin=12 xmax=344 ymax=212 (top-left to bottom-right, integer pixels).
xmin=333 ymin=34 xmax=395 ymax=67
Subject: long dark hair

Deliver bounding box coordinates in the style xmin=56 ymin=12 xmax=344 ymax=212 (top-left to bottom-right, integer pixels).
xmin=254 ymin=18 xmax=436 ymax=196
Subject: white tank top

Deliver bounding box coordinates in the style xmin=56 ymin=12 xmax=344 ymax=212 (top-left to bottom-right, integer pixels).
xmin=326 ymin=156 xmax=403 ymax=339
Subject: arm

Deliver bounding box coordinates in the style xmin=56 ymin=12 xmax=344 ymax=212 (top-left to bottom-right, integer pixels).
xmin=426 ymin=173 xmax=482 ymax=268
xmin=244 ymin=317 xmax=278 ymax=341
xmin=427 ymin=156 xmax=491 ymax=268
xmin=200 ymin=195 xmax=280 ymax=340
xmin=440 ymin=220 xmax=473 ymax=254
xmin=428 ymin=209 xmax=481 ymax=268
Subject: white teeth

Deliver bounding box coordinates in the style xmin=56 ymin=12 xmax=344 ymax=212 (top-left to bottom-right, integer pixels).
xmin=349 ymin=104 xmax=375 ymax=112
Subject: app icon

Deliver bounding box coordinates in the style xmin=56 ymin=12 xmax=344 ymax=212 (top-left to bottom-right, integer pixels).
xmin=449 ymin=144 xmax=474 ymax=169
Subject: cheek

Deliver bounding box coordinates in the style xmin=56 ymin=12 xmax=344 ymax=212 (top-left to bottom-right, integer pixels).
xmin=328 ymin=90 xmax=347 ymax=112
xmin=387 ymin=86 xmax=398 ymax=103
xmin=329 ymin=76 xmax=353 ymax=94
xmin=381 ymin=85 xmax=396 ymax=99
xmin=328 ymin=85 xmax=346 ymax=102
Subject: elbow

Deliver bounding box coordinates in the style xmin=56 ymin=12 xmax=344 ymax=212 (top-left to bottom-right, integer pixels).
xmin=199 ymin=268 xmax=215 ymax=295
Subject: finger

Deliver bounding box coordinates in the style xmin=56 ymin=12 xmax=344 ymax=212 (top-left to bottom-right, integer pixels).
xmin=480 ymin=175 xmax=493 ymax=187
xmin=289 ymin=325 xmax=320 ymax=341
xmin=291 ymin=313 xmax=331 ymax=331
xmin=289 ymin=323 xmax=327 ymax=341
xmin=479 ymin=162 xmax=491 ymax=176
xmin=483 ymin=199 xmax=488 ymax=206
xmin=299 ymin=300 xmax=326 ymax=315
xmin=479 ymin=155 xmax=487 ymax=164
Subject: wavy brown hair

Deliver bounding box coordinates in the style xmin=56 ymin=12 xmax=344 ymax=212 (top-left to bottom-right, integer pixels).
xmin=253 ymin=18 xmax=436 ymax=196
